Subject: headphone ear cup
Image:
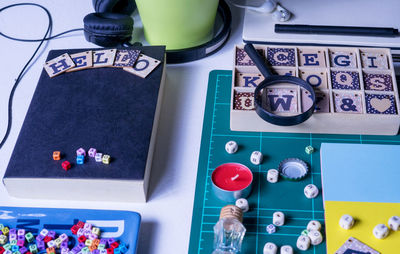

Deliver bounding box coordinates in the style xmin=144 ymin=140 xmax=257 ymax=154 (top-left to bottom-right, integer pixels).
xmin=92 ymin=0 xmax=136 ymax=15
xmin=83 ymin=12 xmax=134 ymax=47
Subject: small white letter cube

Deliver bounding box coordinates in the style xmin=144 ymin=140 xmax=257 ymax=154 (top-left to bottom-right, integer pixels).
xmin=373 ymin=224 xmax=389 ymax=239
xmin=267 ymin=169 xmax=279 ymax=183
xmin=339 ymin=214 xmax=354 ymax=230
xmin=95 ymin=153 xmax=103 ymax=162
xmin=388 ymin=215 xmax=400 ymax=231
xmin=280 ymin=245 xmax=293 ymax=254
xmin=307 ymin=220 xmax=322 ymax=232
xmin=304 ymin=184 xmax=319 ymax=199
xmin=235 ymin=198 xmax=249 ymax=213
xmin=308 ymin=230 xmax=323 ymax=245
xmin=266 ymin=224 xmax=276 ymax=234
xmin=250 ymin=151 xmax=263 ymax=165
xmin=296 ymin=235 xmax=311 ymax=251
xmin=225 ymin=141 xmax=238 ymax=154
xmin=273 ymin=211 xmax=285 ymax=226
xmin=263 ymin=242 xmax=277 ymax=254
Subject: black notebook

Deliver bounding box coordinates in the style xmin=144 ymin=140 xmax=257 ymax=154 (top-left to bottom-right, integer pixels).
xmin=3 ymin=46 xmax=166 ymax=202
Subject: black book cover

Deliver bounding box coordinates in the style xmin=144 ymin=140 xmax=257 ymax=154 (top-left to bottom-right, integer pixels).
xmin=4 ymin=46 xmax=165 ymax=183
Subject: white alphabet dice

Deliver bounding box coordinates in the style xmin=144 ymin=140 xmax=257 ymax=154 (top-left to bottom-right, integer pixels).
xmin=0 ymin=235 xmax=7 ymax=244
xmin=373 ymin=224 xmax=389 ymax=239
xmin=296 ymin=235 xmax=311 ymax=251
xmin=280 ymin=245 xmax=293 ymax=254
xmin=307 ymin=220 xmax=322 ymax=232
xmin=308 ymin=230 xmax=323 ymax=245
xmin=304 ymin=184 xmax=319 ymax=199
xmin=339 ymin=214 xmax=355 ymax=230
xmin=273 ymin=211 xmax=285 ymax=226
xmin=267 ymin=169 xmax=279 ymax=183
xmin=235 ymin=198 xmax=249 ymax=213
xmin=250 ymin=151 xmax=263 ymax=165
xmin=95 ymin=153 xmax=103 ymax=162
xmin=388 ymin=215 xmax=400 ymax=231
xmin=225 ymin=141 xmax=238 ymax=154
xmin=263 ymin=242 xmax=277 ymax=254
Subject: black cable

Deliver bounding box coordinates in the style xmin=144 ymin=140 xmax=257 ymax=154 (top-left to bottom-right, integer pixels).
xmin=0 ymin=3 xmax=83 ymax=150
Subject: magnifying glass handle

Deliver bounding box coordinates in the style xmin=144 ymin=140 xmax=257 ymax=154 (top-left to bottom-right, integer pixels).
xmin=244 ymin=43 xmax=273 ymax=78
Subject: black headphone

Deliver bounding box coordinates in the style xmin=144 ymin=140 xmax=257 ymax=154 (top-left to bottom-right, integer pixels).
xmin=83 ymin=0 xmax=232 ymax=63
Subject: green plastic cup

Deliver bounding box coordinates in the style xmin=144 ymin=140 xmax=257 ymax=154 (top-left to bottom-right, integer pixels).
xmin=135 ymin=0 xmax=219 ymax=50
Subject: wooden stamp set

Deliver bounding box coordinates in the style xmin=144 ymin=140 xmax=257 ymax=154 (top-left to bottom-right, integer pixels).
xmin=231 ymin=45 xmax=400 ymax=135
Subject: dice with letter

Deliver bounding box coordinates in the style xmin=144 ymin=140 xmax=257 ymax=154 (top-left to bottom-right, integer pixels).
xmin=235 ymin=198 xmax=249 ymax=213
xmin=304 ymin=184 xmax=319 ymax=199
xmin=339 ymin=214 xmax=355 ymax=230
xmin=225 ymin=141 xmax=238 ymax=154
xmin=307 ymin=220 xmax=322 ymax=231
xmin=267 ymin=169 xmax=279 ymax=183
xmin=388 ymin=215 xmax=400 ymax=231
xmin=250 ymin=151 xmax=263 ymax=165
xmin=280 ymin=245 xmax=293 ymax=254
xmin=263 ymin=242 xmax=277 ymax=254
xmin=273 ymin=211 xmax=285 ymax=226
xmin=373 ymin=224 xmax=389 ymax=239
xmin=296 ymin=235 xmax=311 ymax=251
xmin=88 ymin=148 xmax=97 ymax=157
xmin=308 ymin=230 xmax=323 ymax=245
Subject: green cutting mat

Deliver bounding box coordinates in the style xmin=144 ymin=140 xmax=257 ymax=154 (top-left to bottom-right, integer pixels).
xmin=188 ymin=70 xmax=400 ymax=254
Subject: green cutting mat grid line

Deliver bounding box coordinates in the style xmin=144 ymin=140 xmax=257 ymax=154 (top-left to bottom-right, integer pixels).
xmin=188 ymin=70 xmax=400 ymax=254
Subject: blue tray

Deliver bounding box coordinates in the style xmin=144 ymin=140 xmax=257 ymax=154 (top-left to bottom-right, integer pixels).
xmin=0 ymin=207 xmax=141 ymax=254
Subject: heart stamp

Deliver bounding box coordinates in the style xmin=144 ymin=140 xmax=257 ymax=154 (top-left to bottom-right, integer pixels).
xmin=366 ymin=94 xmax=397 ymax=114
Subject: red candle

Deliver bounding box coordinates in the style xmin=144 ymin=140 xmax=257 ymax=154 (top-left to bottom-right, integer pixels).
xmin=212 ymin=163 xmax=253 ymax=191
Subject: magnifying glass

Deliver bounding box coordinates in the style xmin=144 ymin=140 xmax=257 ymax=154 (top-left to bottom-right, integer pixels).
xmin=244 ymin=43 xmax=316 ymax=126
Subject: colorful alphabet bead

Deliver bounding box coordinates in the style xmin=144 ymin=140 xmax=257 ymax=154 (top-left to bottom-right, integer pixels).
xmin=61 ymin=161 xmax=71 ymax=171
xmin=76 ymin=155 xmax=85 ymax=165
xmin=365 ymin=94 xmax=397 ymax=114
xmin=267 ymin=48 xmax=296 ymax=66
xmin=102 ymin=155 xmax=110 ymax=164
xmin=88 ymin=148 xmax=97 ymax=157
xmin=331 ymin=71 xmax=360 ymax=90
xmin=95 ymin=153 xmax=103 ymax=162
xmin=76 ymin=148 xmax=86 ymax=156
xmin=334 ymin=92 xmax=363 ymax=114
xmin=234 ymin=91 xmax=254 ymax=110
xmin=52 ymin=151 xmax=61 ymax=160
xmin=363 ymin=73 xmax=393 ymax=91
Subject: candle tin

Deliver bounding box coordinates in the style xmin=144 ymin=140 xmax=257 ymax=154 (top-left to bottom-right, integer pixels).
xmin=211 ymin=163 xmax=253 ymax=202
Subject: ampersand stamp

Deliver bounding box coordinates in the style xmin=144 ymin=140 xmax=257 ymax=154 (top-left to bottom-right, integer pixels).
xmin=334 ymin=92 xmax=363 ymax=113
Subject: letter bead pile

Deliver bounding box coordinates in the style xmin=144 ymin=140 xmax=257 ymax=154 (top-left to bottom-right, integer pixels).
xmin=0 ymin=222 xmax=128 ymax=254
xmin=43 ymin=49 xmax=161 ymax=79
xmin=53 ymin=147 xmax=112 ymax=171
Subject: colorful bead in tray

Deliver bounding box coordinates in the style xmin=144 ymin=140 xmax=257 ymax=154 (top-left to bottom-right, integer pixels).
xmin=0 ymin=221 xmax=128 ymax=254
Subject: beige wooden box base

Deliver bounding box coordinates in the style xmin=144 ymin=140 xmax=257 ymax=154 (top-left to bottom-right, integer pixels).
xmin=231 ymin=110 xmax=400 ymax=135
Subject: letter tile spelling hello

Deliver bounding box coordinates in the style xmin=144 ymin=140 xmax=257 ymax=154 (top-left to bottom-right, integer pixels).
xmin=265 ymin=88 xmax=297 ymax=113
xmin=365 ymin=94 xmax=397 ymax=114
xmin=299 ymin=49 xmax=326 ymax=67
xmin=234 ymin=91 xmax=255 ymax=110
xmin=123 ymin=54 xmax=161 ymax=78
xmin=266 ymin=48 xmax=296 ymax=66
xmin=113 ymin=49 xmax=141 ymax=67
xmin=92 ymin=49 xmax=117 ymax=68
xmin=331 ymin=71 xmax=360 ymax=90
xmin=236 ymin=73 xmax=263 ymax=87
xmin=361 ymin=52 xmax=389 ymax=69
xmin=43 ymin=53 xmax=75 ymax=77
xmin=67 ymin=51 xmax=93 ymax=72
xmin=329 ymin=51 xmax=357 ymax=68
xmin=236 ymin=48 xmax=264 ymax=66
xmin=363 ymin=73 xmax=393 ymax=91
xmin=301 ymin=89 xmax=329 ymax=113
xmin=334 ymin=92 xmax=363 ymax=114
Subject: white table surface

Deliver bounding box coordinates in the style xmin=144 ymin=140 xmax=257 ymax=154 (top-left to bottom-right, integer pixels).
xmin=0 ymin=1 xmax=244 ymax=253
